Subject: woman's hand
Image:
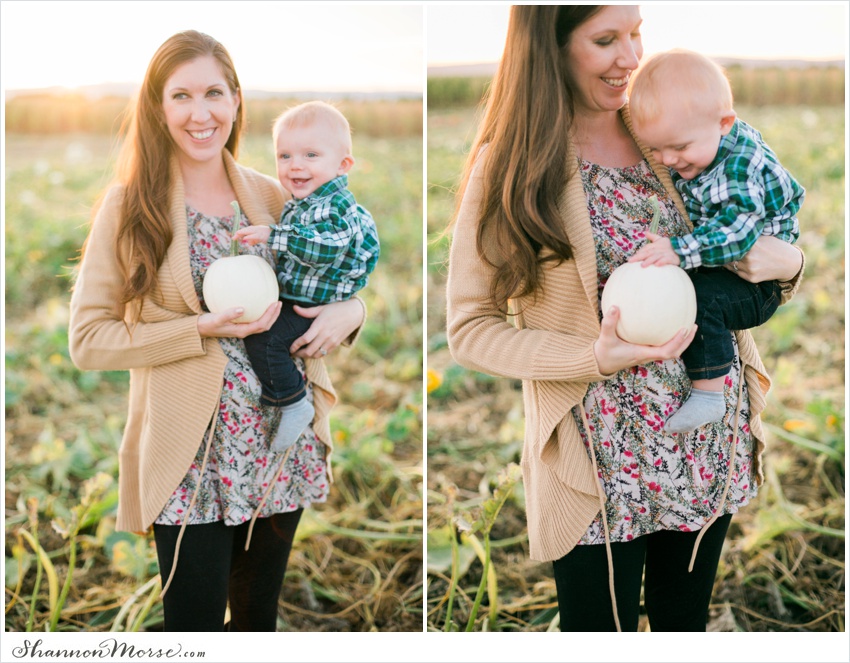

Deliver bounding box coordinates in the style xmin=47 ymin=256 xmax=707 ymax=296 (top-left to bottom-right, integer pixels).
xmin=290 ymin=298 xmax=365 ymax=359
xmin=594 ymin=306 xmax=697 ymax=375
xmin=726 ymin=235 xmax=803 ymax=283
xmin=197 ymin=301 xmax=282 ymax=338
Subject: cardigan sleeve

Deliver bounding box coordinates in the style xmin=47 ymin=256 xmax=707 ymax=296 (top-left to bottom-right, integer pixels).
xmin=777 ymin=248 xmax=805 ymax=305
xmin=68 ymin=186 xmax=207 ymax=371
xmin=446 ymin=161 xmax=610 ymax=384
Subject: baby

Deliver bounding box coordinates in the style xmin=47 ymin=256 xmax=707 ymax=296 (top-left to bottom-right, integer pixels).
xmin=628 ymin=49 xmax=804 ymax=434
xmin=235 ymin=101 xmax=379 ymax=451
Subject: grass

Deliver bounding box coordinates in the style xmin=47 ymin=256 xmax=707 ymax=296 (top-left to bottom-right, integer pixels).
xmin=4 ymin=115 xmax=424 ymax=632
xmin=425 ymin=103 xmax=845 ymax=632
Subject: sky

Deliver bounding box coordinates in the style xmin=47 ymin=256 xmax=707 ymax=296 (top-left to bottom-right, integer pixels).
xmin=426 ymin=2 xmax=848 ymax=67
xmin=2 ymin=2 xmax=845 ymax=94
xmin=0 ymin=1 xmax=424 ymax=93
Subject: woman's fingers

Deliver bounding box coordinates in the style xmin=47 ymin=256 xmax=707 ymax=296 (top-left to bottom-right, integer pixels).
xmin=292 ymin=304 xmax=323 ymax=320
xmin=197 ymin=302 xmax=281 ymax=339
xmin=655 ymin=324 xmax=697 ymax=359
xmin=253 ymin=301 xmax=282 ymax=330
xmin=232 ymin=301 xmax=281 ymax=337
xmin=289 ymin=305 xmax=328 ymax=356
xmin=595 ymin=306 xmax=696 ymax=375
xmin=288 ymin=299 xmax=364 ymax=358
xmin=291 ymin=305 xmax=326 ymax=348
xmin=599 ymin=305 xmax=620 ymax=337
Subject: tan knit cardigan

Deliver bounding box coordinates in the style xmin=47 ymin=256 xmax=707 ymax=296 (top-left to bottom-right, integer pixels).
xmin=446 ymin=106 xmax=803 ymax=563
xmin=69 ymin=150 xmax=351 ymax=533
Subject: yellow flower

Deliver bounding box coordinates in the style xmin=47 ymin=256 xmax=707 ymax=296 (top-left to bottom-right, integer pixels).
xmin=427 ymin=369 xmax=442 ymax=394
xmin=783 ymin=419 xmax=813 ymax=434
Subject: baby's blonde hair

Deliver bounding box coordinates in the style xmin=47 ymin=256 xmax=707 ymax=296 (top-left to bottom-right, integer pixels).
xmin=272 ymin=100 xmax=352 ymax=153
xmin=628 ymin=49 xmax=734 ymax=126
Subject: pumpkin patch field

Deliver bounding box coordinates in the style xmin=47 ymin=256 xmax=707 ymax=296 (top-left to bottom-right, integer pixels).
xmin=426 ymin=103 xmax=845 ymax=632
xmin=4 ymin=100 xmax=424 ymax=632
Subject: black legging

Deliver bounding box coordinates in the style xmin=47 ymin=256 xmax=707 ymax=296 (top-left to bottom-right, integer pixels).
xmin=153 ymin=509 xmax=303 ymax=632
xmin=552 ymin=514 xmax=732 ymax=632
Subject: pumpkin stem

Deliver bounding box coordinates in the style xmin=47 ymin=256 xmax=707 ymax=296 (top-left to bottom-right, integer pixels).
xmin=648 ymin=195 xmax=661 ymax=235
xmin=230 ymin=200 xmax=241 ymax=257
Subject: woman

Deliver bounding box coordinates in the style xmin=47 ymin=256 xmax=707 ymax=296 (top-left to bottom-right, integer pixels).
xmin=446 ymin=6 xmax=804 ymax=632
xmin=68 ymin=31 xmax=365 ymax=632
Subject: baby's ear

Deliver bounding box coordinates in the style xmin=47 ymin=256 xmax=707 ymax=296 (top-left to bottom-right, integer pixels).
xmin=338 ymin=155 xmax=355 ymax=175
xmin=719 ymin=110 xmax=737 ymax=136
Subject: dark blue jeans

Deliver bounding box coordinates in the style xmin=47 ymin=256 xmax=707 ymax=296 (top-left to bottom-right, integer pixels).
xmin=683 ymin=267 xmax=782 ymax=381
xmin=243 ymin=299 xmax=317 ymax=407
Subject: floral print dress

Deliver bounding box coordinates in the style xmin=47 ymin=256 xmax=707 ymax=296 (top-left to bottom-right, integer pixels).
xmin=155 ymin=207 xmax=329 ymax=527
xmin=574 ymin=160 xmax=758 ymax=546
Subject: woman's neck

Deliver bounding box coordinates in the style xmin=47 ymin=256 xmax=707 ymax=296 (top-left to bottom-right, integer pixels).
xmin=571 ymin=108 xmax=643 ymax=168
xmin=178 ymin=155 xmax=237 ymax=216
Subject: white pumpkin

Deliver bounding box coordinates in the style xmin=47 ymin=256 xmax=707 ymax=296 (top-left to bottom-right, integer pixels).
xmin=201 ymin=201 xmax=279 ymax=323
xmin=600 ymin=262 xmax=697 ymax=346
xmin=203 ymin=254 xmax=279 ymax=323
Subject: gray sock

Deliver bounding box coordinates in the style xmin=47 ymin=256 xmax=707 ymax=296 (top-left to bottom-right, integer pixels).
xmin=271 ymin=399 xmax=314 ymax=452
xmin=666 ymin=388 xmax=726 ymax=434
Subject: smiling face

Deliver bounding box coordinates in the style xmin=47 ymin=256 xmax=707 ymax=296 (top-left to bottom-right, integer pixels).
xmin=628 ymin=49 xmax=738 ymax=180
xmin=563 ymin=5 xmax=644 ymax=118
xmin=161 ymin=55 xmax=240 ymax=168
xmin=275 ymin=117 xmax=354 ymax=199
xmin=636 ymin=103 xmax=737 ymax=180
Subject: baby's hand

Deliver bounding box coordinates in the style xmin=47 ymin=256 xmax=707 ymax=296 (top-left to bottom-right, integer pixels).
xmin=628 ymin=233 xmax=680 ymax=267
xmin=233 ymin=225 xmax=271 ymax=245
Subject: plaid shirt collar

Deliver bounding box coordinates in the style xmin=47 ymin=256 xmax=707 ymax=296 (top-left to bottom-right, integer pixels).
xmin=701 ymin=118 xmax=740 ymax=177
xmin=291 ymin=174 xmax=349 ymax=207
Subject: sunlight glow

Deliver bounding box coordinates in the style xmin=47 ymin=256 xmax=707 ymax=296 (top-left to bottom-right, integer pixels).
xmin=427 ymin=2 xmax=847 ymax=67
xmin=1 ymin=1 xmax=424 ymax=93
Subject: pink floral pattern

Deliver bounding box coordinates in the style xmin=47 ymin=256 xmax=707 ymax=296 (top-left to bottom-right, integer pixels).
xmin=155 ymin=207 xmax=329 ymax=526
xmin=575 ymin=160 xmax=757 ymax=545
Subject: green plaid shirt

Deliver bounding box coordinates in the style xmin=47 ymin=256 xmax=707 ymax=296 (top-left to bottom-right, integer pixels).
xmin=671 ymin=119 xmax=803 ymax=269
xmin=267 ymin=175 xmax=379 ymax=304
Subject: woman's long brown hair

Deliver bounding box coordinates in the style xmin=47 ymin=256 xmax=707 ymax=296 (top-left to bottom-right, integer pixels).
xmin=109 ymin=30 xmax=244 ymax=308
xmin=453 ymin=5 xmax=602 ymax=312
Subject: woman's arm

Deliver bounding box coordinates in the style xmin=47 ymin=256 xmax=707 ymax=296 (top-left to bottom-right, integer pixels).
xmin=446 ymin=165 xmax=611 ymax=383
xmin=448 ymin=160 xmax=701 ymax=382
xmin=725 ymin=234 xmax=805 ymax=303
xmin=69 ymin=187 xmax=211 ymax=371
xmin=289 ymin=297 xmax=366 ymax=359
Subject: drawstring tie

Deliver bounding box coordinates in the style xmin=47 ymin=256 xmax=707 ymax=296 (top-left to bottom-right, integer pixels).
xmin=244 ymin=446 xmax=294 ymax=550
xmin=159 ymin=405 xmax=296 ymax=598
xmin=160 ymin=421 xmax=216 ymax=599
xmin=578 ymin=402 xmax=623 ymax=632
xmin=575 ymin=363 xmax=746 ymax=632
xmin=687 ymin=369 xmax=746 ymax=572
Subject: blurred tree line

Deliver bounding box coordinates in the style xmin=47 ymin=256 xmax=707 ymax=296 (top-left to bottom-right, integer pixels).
xmin=5 ymin=95 xmax=423 ymax=138
xmin=427 ymin=65 xmax=845 ymax=109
